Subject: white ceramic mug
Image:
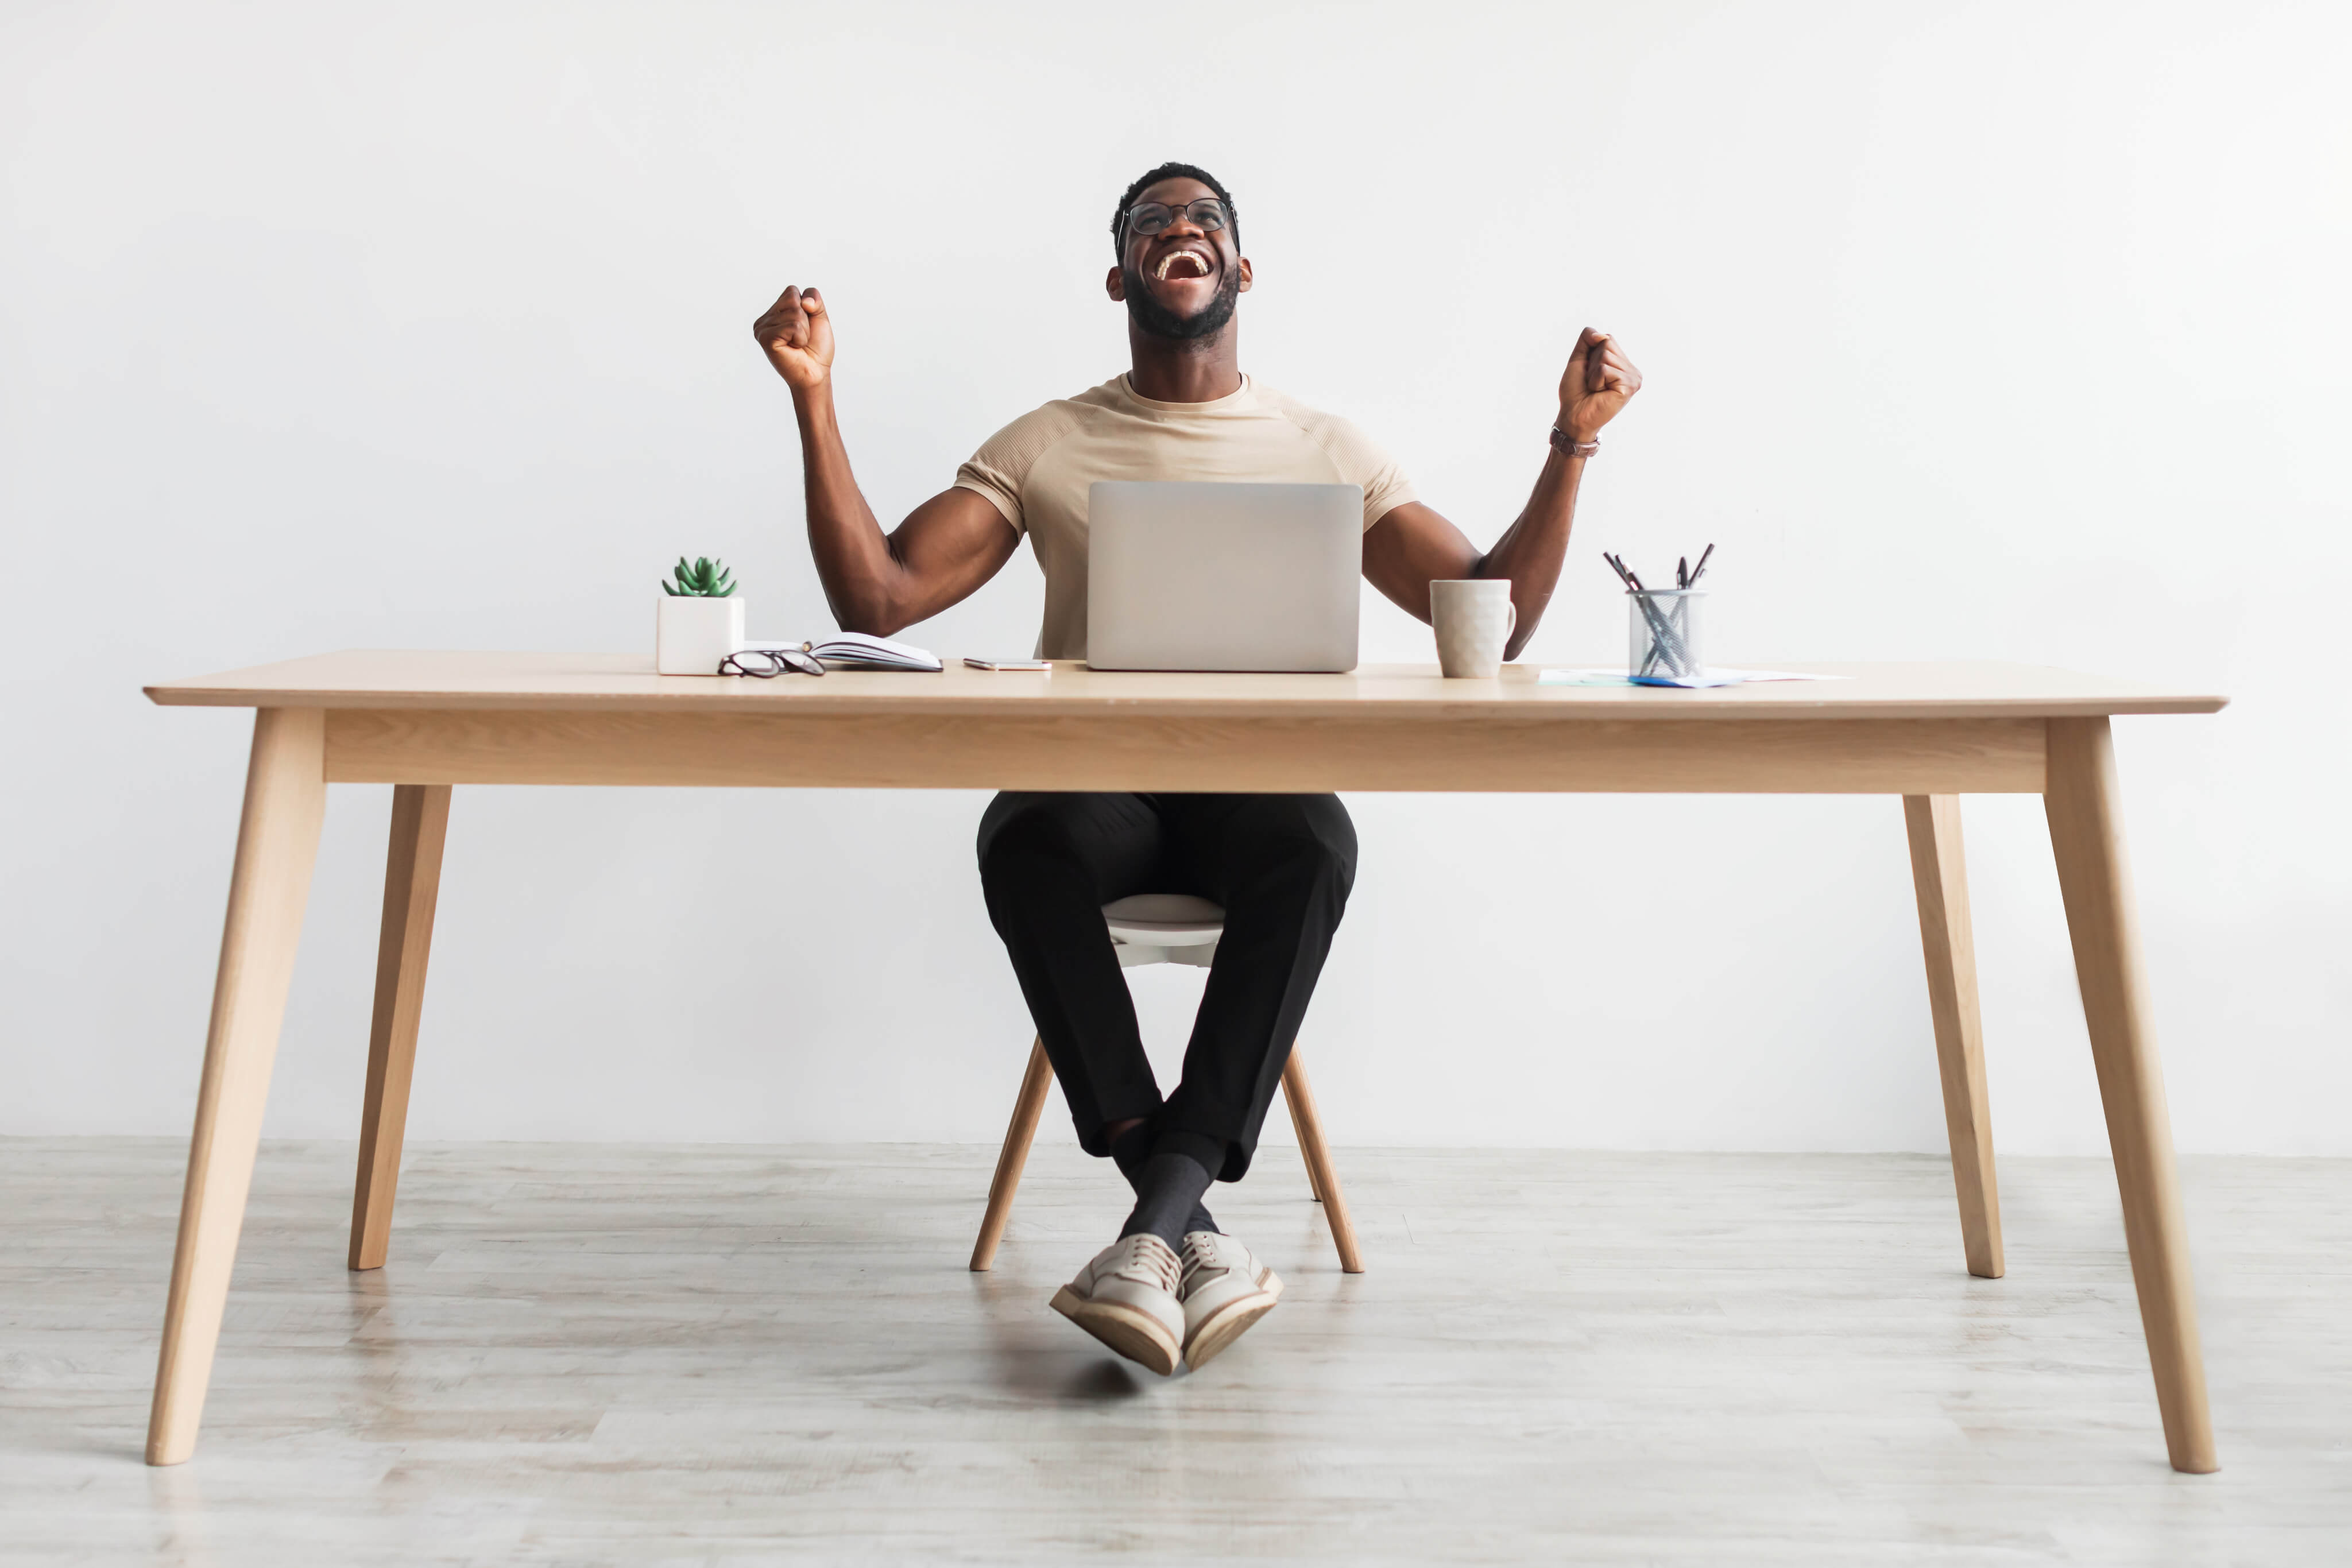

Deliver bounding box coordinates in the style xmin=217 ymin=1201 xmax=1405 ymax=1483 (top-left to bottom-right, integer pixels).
xmin=1431 ymin=579 xmax=1517 ymax=678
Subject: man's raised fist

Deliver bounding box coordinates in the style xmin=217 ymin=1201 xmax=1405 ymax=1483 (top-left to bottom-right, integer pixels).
xmin=754 ymin=285 xmax=834 ymax=392
xmin=1559 ymin=328 xmax=1642 ymax=444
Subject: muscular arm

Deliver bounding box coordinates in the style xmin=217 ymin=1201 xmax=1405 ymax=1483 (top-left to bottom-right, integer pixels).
xmin=791 ymin=383 xmax=1019 ymax=635
xmin=756 ymin=286 xmax=1020 ymax=637
xmin=1361 ymin=470 xmax=1587 ymax=664
xmin=1361 ymin=327 xmax=1641 ymax=661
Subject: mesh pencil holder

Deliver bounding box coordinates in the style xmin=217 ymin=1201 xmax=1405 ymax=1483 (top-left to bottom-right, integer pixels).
xmin=1627 ymin=590 xmax=1705 ymax=680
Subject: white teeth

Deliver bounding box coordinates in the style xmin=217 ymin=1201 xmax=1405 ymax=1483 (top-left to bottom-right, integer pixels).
xmin=1154 ymin=250 xmax=1209 ymax=281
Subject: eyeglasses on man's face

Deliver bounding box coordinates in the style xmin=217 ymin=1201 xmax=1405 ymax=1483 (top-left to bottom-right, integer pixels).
xmin=1123 ymin=197 xmax=1231 ymax=242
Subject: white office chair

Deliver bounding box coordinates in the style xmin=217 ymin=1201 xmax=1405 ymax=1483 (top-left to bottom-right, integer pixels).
xmin=969 ymin=894 xmax=1364 ymax=1273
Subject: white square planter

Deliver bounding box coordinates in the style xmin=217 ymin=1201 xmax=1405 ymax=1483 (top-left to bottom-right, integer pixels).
xmin=656 ymin=595 xmax=746 ymax=675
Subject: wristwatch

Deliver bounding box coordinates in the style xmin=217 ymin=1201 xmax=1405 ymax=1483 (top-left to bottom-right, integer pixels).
xmin=1550 ymin=426 xmax=1600 ymax=459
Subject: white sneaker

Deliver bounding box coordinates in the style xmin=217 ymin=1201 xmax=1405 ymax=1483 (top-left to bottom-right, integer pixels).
xmin=1178 ymin=1230 xmax=1283 ymax=1369
xmin=1050 ymin=1234 xmax=1185 ymax=1376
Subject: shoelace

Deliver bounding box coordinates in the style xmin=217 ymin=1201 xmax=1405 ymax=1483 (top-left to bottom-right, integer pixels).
xmin=1116 ymin=1236 xmax=1181 ymax=1294
xmin=1179 ymin=1233 xmax=1227 ymax=1288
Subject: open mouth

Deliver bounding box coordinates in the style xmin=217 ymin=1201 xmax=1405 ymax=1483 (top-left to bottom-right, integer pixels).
xmin=1152 ymin=246 xmax=1215 ymax=282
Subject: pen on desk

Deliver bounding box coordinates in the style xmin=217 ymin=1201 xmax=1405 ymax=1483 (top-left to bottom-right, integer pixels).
xmin=1636 ymin=581 xmax=1690 ymax=676
xmin=1623 ymin=564 xmax=1687 ymax=671
xmin=1672 ymin=548 xmax=1712 ymax=657
xmin=1601 ymin=555 xmax=1649 ymax=669
xmin=1637 ymin=560 xmax=1696 ymax=675
xmin=1612 ymin=556 xmax=1695 ymax=676
xmin=1668 ymin=545 xmax=1713 ymax=666
xmin=1602 ymin=555 xmax=1659 ymax=674
xmin=1660 ymin=565 xmax=1686 ymax=663
xmin=1603 ymin=553 xmax=1674 ymax=672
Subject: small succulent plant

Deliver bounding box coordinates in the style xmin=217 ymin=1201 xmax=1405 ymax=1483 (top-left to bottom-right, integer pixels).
xmin=662 ymin=556 xmax=737 ymax=598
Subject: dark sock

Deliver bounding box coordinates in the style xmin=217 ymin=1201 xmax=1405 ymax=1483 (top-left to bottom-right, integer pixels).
xmin=1110 ymin=1122 xmax=1217 ymax=1236
xmin=1118 ymin=1129 xmax=1225 ymax=1252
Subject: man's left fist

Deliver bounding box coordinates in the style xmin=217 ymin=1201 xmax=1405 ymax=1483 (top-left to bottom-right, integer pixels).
xmin=1559 ymin=327 xmax=1641 ymax=443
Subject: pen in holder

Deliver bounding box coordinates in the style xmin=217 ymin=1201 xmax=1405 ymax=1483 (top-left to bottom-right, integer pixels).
xmin=1626 ymin=589 xmax=1704 ymax=680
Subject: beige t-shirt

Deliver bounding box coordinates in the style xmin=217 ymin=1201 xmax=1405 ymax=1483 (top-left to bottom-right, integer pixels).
xmin=953 ymin=374 xmax=1417 ymax=660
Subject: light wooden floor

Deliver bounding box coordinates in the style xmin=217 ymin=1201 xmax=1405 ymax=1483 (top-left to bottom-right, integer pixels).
xmin=2 ymin=1139 xmax=2346 ymax=1565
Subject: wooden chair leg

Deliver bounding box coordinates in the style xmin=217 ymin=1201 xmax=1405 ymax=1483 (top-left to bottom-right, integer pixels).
xmin=149 ymin=708 xmax=328 ymax=1466
xmin=1902 ymin=795 xmax=2005 ymax=1279
xmin=2045 ymin=718 xmax=2217 ymax=1474
xmin=970 ymin=1037 xmax=1054 ymax=1271
xmin=1281 ymin=1048 xmax=1364 ymax=1274
xmin=349 ymin=784 xmax=452 ymax=1271
xmin=1289 ymin=1085 xmax=1329 ymax=1206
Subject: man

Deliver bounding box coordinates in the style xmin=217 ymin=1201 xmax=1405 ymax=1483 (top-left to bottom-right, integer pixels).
xmin=754 ymin=162 xmax=1639 ymax=1376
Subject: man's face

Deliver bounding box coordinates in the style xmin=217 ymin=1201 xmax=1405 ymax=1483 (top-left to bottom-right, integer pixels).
xmin=1108 ymin=177 xmax=1251 ymax=342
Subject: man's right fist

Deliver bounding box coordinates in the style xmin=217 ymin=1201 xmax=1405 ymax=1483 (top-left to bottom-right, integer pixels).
xmin=753 ymin=285 xmax=833 ymax=392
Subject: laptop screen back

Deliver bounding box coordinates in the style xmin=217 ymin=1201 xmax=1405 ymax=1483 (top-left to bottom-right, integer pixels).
xmin=1085 ymin=482 xmax=1362 ymax=673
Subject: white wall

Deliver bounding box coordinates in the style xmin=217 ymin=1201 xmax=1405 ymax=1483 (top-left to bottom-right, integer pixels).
xmin=3 ymin=1 xmax=2346 ymax=1156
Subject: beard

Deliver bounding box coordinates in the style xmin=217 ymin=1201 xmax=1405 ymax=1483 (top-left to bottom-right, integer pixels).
xmin=1120 ymin=261 xmax=1241 ymax=342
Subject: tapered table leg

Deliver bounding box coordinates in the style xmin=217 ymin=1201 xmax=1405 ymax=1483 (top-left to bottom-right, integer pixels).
xmin=349 ymin=784 xmax=452 ymax=1271
xmin=147 ymin=708 xmax=328 ymax=1465
xmin=2044 ymin=717 xmax=2218 ymax=1474
xmin=1902 ymin=795 xmax=2005 ymax=1279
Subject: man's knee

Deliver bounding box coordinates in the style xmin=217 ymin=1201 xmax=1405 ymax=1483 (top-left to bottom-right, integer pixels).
xmin=977 ymin=793 xmax=1081 ymax=879
xmin=976 ymin=793 xmax=1147 ymax=904
xmin=1228 ymin=793 xmax=1357 ymax=897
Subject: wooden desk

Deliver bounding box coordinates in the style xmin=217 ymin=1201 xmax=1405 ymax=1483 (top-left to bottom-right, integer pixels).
xmin=140 ymin=653 xmax=2229 ymax=1471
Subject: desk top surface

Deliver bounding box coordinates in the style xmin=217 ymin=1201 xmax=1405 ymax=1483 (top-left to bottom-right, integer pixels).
xmin=145 ymin=652 xmax=2227 ymax=722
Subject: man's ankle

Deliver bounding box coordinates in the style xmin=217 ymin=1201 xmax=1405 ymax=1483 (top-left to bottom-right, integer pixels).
xmin=1111 ymin=1122 xmax=1218 ymax=1237
xmin=1120 ymin=1148 xmax=1220 ymax=1253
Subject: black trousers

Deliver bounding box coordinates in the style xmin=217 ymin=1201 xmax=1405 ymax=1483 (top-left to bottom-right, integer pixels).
xmin=976 ymin=792 xmax=1356 ymax=1182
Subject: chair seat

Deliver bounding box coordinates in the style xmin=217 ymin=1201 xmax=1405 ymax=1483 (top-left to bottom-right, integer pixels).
xmin=1102 ymin=893 xmax=1225 ymax=947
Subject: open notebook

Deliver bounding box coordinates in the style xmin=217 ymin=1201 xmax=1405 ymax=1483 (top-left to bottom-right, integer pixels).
xmin=742 ymin=633 xmax=942 ymax=672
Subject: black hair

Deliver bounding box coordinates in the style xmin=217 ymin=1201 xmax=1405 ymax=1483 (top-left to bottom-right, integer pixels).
xmin=1111 ymin=161 xmax=1238 ymax=256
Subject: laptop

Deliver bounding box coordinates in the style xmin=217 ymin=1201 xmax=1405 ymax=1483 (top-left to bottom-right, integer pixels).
xmin=1085 ymin=482 xmax=1362 ymax=672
